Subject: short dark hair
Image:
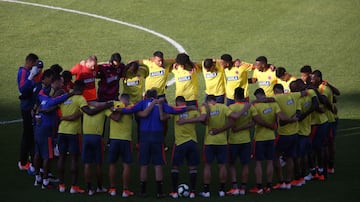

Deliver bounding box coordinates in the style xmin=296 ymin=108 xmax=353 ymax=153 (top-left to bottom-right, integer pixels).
xmin=120 ymin=93 xmax=130 ymax=101
xmin=206 ymin=94 xmax=216 ymax=102
xmin=203 ymin=58 xmax=214 ymax=69
xmin=234 ymin=87 xmax=245 ymax=100
xmin=220 ymin=54 xmax=232 ymax=63
xmin=73 ymin=80 xmax=85 ymax=91
xmin=51 ymin=73 xmax=62 ymax=83
xmin=176 ymin=53 xmax=190 ymax=66
xmin=300 ymin=65 xmax=312 ymax=73
xmin=175 ymin=96 xmax=186 ymax=103
xmin=254 ymin=88 xmax=265 ymax=96
xmin=276 ymin=67 xmax=286 ymax=78
xmin=42 ymin=69 xmax=54 ymax=80
xmin=312 ymin=70 xmax=323 ymax=80
xmin=145 ymin=89 xmax=158 ymax=99
xmin=25 ymin=53 xmax=39 ymax=63
xmin=50 ymin=64 xmax=63 ymax=75
xmin=153 ymin=51 xmax=164 ymax=58
xmin=126 ymin=61 xmax=139 ymax=71
xmin=255 ymin=56 xmax=267 ymax=64
xmin=61 ymin=70 xmax=72 ymax=82
xmin=273 ymin=83 xmax=284 ymax=92
xmin=110 ymin=53 xmax=122 ymax=64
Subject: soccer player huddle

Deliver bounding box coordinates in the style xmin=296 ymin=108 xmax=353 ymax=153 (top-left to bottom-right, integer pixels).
xmin=16 ymin=51 xmax=339 ymax=198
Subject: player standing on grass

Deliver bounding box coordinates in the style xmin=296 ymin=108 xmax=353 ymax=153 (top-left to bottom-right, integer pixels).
xmin=107 ymin=94 xmax=157 ymax=197
xmin=97 ymin=53 xmax=124 ymax=101
xmin=224 ymin=56 xmax=254 ymax=105
xmin=249 ymin=56 xmax=277 ymax=97
xmin=17 ymin=53 xmax=40 ymax=171
xmin=70 ymin=55 xmax=98 ymax=101
xmin=119 ymin=89 xmax=191 ymax=198
xmin=34 ymin=72 xmax=74 ymax=189
xmin=177 ymin=95 xmax=250 ymax=198
xmin=171 ymin=53 xmax=199 ymax=106
xmin=201 ymin=58 xmax=226 ymax=103
xmin=275 ymin=67 xmax=297 ymax=93
xmin=122 ymin=61 xmax=148 ymax=104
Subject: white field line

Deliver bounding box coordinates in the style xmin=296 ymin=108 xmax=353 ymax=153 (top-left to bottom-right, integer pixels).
xmin=337 ymin=127 xmax=360 ymax=132
xmin=0 ymin=0 xmax=186 ymax=125
xmin=0 ymin=0 xmax=186 ymax=53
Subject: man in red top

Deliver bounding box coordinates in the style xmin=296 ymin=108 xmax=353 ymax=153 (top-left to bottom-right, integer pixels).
xmin=97 ymin=53 xmax=125 ymax=101
xmin=70 ymin=55 xmax=98 ymax=101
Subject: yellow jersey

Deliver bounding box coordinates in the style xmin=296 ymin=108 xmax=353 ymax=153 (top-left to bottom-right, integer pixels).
xmin=82 ymin=109 xmax=106 ymax=135
xmin=277 ymin=76 xmax=297 ymax=93
xmin=274 ymin=92 xmax=301 ymax=135
xmin=310 ymin=88 xmax=328 ymax=125
xmin=252 ymin=68 xmax=277 ymax=97
xmin=201 ymin=61 xmax=226 ymax=96
xmin=172 ymin=65 xmax=199 ymax=101
xmin=105 ymin=106 xmax=133 ymax=141
xmin=123 ymin=66 xmax=148 ymax=104
xmin=228 ymin=102 xmax=257 ymax=144
xmin=58 ymin=95 xmax=87 ymax=135
xmin=319 ymin=83 xmax=335 ymax=123
xmin=173 ymin=110 xmax=199 ymax=145
xmin=200 ymin=103 xmax=232 ymax=145
xmin=297 ymin=90 xmax=313 ymax=136
xmin=253 ymin=102 xmax=280 ymax=141
xmin=141 ymin=59 xmax=171 ymax=95
xmin=225 ymin=62 xmax=253 ymax=99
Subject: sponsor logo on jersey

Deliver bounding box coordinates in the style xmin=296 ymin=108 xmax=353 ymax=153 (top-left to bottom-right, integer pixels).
xmin=210 ymin=110 xmax=220 ymax=116
xmin=150 ymin=70 xmax=165 ymax=77
xmin=179 ymin=113 xmax=189 ymax=119
xmin=83 ymin=78 xmax=95 ymax=84
xmin=227 ymin=76 xmax=239 ymax=81
xmin=258 ymin=81 xmax=270 ymax=86
xmin=205 ymin=72 xmax=217 ymax=78
xmin=287 ymin=99 xmax=294 ymax=105
xmin=263 ymin=107 xmax=273 ymax=114
xmin=63 ymin=99 xmax=73 ymax=105
xmin=284 ymin=89 xmax=290 ymax=93
xmin=178 ymin=76 xmax=191 ymax=82
xmin=106 ymin=76 xmax=118 ymax=83
xmin=126 ymin=80 xmax=140 ymax=86
xmin=304 ymin=101 xmax=311 ymax=108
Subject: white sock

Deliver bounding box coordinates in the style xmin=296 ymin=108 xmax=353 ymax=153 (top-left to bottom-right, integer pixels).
xmin=43 ymin=178 xmax=49 ymax=186
xmin=35 ymin=175 xmax=42 ymax=182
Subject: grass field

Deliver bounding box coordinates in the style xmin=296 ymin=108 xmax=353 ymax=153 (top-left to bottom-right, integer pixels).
xmin=1 ymin=0 xmax=360 ymax=201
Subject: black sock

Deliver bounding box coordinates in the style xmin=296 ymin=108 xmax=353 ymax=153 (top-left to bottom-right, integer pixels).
xmin=189 ymin=169 xmax=197 ymax=192
xmin=310 ymin=168 xmax=316 ymax=175
xmin=171 ymin=169 xmax=179 ymax=192
xmin=97 ymin=182 xmax=102 ymax=189
xmin=140 ymin=181 xmax=146 ymax=194
xmin=219 ymin=183 xmax=225 ymax=191
xmin=256 ymin=183 xmax=262 ymax=189
xmin=87 ymin=182 xmax=92 ymax=190
xmin=240 ymin=183 xmax=247 ymax=190
xmin=266 ymin=182 xmax=272 ymax=188
xmin=156 ymin=181 xmax=163 ymax=195
xmin=203 ymin=184 xmax=210 ymax=192
xmin=329 ymin=160 xmax=334 ymax=168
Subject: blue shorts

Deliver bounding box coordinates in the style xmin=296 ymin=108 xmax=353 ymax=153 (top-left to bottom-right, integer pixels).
xmin=310 ymin=122 xmax=329 ymax=150
xmin=296 ymin=135 xmax=311 ymax=157
xmin=276 ymin=134 xmax=298 ymax=158
xmin=108 ymin=139 xmax=132 ymax=164
xmin=203 ymin=145 xmax=228 ymax=164
xmin=254 ymin=140 xmax=275 ymax=161
xmin=139 ymin=142 xmax=166 ymax=166
xmin=82 ymin=134 xmax=104 ymax=164
xmin=171 ymin=140 xmax=199 ymax=167
xmin=58 ymin=133 xmax=81 ymax=155
xmin=226 ymin=98 xmax=235 ymax=106
xmin=186 ymin=100 xmax=198 ymax=108
xmin=205 ymin=94 xmax=225 ymax=104
xmin=229 ymin=143 xmax=251 ymax=165
xmin=34 ymin=126 xmax=53 ymax=160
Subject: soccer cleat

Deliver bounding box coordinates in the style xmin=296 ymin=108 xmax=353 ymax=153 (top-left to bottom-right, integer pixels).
xmin=327 ymin=168 xmax=335 ymax=174
xmin=239 ymin=188 xmax=246 ymax=195
xmin=18 ymin=161 xmax=30 ymax=171
xmin=264 ymin=187 xmax=271 ymax=193
xmin=290 ymin=180 xmax=302 ymax=187
xmin=27 ymin=164 xmax=36 ymax=176
xmin=226 ymin=188 xmax=240 ymax=196
xmin=122 ymin=189 xmax=134 ymax=198
xmin=249 ymin=187 xmax=263 ymax=194
xmin=318 ymin=175 xmax=325 ymax=181
xmin=218 ymin=190 xmax=225 ymax=197
xmin=42 ymin=183 xmax=54 ymax=190
xmin=48 ymin=173 xmax=60 ymax=183
xmin=58 ymin=184 xmax=66 ymax=192
xmin=34 ymin=179 xmax=42 ymax=186
xmin=189 ymin=192 xmax=195 ymax=198
xmin=272 ymin=182 xmax=286 ymax=189
xmin=304 ymin=173 xmax=314 ymax=181
xmin=199 ymin=191 xmax=210 ymax=198
xmin=96 ymin=187 xmax=108 ymax=193
xmin=169 ymin=192 xmax=179 ymax=199
xmin=70 ymin=185 xmax=85 ymax=194
xmin=108 ymin=188 xmax=116 ymax=196
xmin=88 ymin=189 xmax=95 ymax=196
xmin=284 ymin=183 xmax=291 ymax=190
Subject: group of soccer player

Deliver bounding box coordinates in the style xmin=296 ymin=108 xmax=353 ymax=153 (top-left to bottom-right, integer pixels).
xmin=16 ymin=51 xmax=339 ymax=198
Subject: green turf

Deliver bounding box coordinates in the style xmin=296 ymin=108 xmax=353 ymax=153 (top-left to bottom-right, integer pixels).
xmin=0 ymin=0 xmax=360 ymax=201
